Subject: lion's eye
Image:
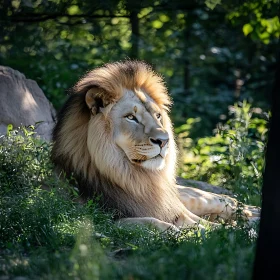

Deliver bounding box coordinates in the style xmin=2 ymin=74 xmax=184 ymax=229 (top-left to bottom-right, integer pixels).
xmin=125 ymin=114 xmax=139 ymax=123
xmin=156 ymin=113 xmax=162 ymax=120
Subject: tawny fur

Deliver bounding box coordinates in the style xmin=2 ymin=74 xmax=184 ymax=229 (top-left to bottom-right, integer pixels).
xmin=52 ymin=60 xmax=186 ymax=223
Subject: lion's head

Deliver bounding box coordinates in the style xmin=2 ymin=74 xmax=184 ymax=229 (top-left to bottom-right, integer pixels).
xmin=88 ymin=87 xmax=174 ymax=172
xmin=52 ymin=60 xmax=185 ymax=222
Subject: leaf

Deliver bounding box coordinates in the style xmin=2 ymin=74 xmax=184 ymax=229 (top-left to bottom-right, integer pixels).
xmin=159 ymin=14 xmax=170 ymax=23
xmin=243 ymin=23 xmax=253 ymax=36
xmin=67 ymin=5 xmax=80 ymax=16
xmin=6 ymin=124 xmax=13 ymax=136
xmin=205 ymin=0 xmax=222 ymax=10
xmin=152 ymin=20 xmax=163 ymax=29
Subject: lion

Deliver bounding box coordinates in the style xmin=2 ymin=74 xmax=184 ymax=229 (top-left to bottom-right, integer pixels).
xmin=51 ymin=60 xmax=260 ymax=231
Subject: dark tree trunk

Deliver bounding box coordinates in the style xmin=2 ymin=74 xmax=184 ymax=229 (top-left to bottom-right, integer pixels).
xmin=183 ymin=14 xmax=191 ymax=92
xmin=252 ymin=51 xmax=280 ymax=279
xmin=129 ymin=10 xmax=139 ymax=59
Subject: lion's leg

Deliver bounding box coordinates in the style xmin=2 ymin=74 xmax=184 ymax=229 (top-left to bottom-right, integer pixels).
xmin=175 ymin=209 xmax=220 ymax=229
xmin=117 ymin=214 xmax=210 ymax=232
xmin=177 ymin=185 xmax=260 ymax=223
xmin=117 ymin=217 xmax=180 ymax=232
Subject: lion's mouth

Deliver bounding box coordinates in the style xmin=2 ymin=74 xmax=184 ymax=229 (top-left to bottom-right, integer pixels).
xmin=132 ymin=154 xmax=163 ymax=164
xmin=132 ymin=159 xmax=145 ymax=163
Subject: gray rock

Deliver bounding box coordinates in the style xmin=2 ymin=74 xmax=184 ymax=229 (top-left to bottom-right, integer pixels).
xmin=0 ymin=66 xmax=56 ymax=141
xmin=176 ymin=177 xmax=233 ymax=195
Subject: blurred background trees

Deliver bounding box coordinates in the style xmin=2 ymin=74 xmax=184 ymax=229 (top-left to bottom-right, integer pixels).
xmin=0 ymin=0 xmax=278 ymax=201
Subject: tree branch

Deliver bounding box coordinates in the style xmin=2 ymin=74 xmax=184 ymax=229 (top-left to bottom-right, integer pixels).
xmin=5 ymin=2 xmax=204 ymax=24
xmin=7 ymin=13 xmax=130 ymax=23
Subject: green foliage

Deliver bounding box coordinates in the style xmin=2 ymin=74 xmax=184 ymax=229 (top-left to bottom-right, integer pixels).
xmin=177 ymin=101 xmax=268 ymax=205
xmin=227 ymin=0 xmax=280 ymax=44
xmin=205 ymin=0 xmax=222 ymax=10
xmin=0 ymin=125 xmax=52 ymax=194
xmin=0 ymin=126 xmax=259 ymax=279
xmin=0 ymin=0 xmax=277 ymax=134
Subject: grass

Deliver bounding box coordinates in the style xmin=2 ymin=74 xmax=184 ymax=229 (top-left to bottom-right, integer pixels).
xmin=0 ymin=126 xmax=261 ymax=280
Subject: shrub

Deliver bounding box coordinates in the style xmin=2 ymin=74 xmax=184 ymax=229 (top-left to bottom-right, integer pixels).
xmin=176 ymin=101 xmax=268 ymax=205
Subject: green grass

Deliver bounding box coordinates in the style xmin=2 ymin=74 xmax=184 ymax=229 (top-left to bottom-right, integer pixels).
xmin=0 ymin=126 xmax=260 ymax=280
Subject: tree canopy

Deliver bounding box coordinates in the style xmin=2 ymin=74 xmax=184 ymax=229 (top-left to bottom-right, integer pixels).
xmin=0 ymin=0 xmax=278 ymax=135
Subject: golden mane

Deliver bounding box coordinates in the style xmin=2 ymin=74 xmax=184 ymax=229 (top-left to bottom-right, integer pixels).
xmin=73 ymin=60 xmax=172 ymax=110
xmin=51 ymin=60 xmax=185 ymax=223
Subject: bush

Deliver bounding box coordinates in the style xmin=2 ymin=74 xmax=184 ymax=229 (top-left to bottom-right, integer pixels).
xmin=176 ymin=101 xmax=268 ymax=205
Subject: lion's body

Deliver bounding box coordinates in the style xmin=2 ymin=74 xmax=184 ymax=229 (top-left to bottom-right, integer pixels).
xmin=52 ymin=60 xmax=260 ymax=231
xmin=52 ymin=61 xmax=186 ymax=223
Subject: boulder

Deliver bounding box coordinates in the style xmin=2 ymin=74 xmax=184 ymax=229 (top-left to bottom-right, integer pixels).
xmin=176 ymin=177 xmax=233 ymax=195
xmin=0 ymin=66 xmax=56 ymax=141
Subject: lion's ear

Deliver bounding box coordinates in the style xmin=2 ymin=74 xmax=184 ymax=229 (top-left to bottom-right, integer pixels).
xmin=85 ymin=87 xmax=112 ymax=115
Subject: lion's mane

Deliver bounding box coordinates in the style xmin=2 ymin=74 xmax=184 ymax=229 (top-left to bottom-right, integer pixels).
xmin=51 ymin=60 xmax=186 ymax=223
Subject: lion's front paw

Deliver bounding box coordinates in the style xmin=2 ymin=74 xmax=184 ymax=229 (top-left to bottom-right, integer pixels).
xmin=151 ymin=219 xmax=180 ymax=232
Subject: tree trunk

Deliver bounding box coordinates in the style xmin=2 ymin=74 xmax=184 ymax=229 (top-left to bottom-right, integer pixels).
xmin=252 ymin=51 xmax=280 ymax=279
xmin=129 ymin=10 xmax=139 ymax=59
xmin=183 ymin=14 xmax=191 ymax=92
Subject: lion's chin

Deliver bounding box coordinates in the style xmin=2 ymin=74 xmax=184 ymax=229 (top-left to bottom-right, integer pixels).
xmin=132 ymin=155 xmax=165 ymax=171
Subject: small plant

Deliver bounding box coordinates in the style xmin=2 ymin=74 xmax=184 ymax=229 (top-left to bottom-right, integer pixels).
xmin=0 ymin=124 xmax=52 ymax=194
xmin=177 ymin=101 xmax=268 ymax=205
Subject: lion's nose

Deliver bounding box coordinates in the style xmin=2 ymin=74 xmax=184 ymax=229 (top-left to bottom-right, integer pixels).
xmin=149 ymin=137 xmax=169 ymax=148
